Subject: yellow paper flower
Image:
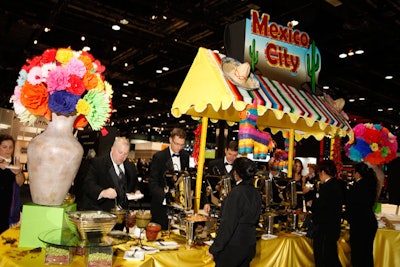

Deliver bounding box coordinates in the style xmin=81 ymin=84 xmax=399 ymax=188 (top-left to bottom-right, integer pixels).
xmin=55 ymin=48 xmax=74 ymax=65
xmin=76 ymin=99 xmax=91 ymax=115
xmin=370 ymin=142 xmax=379 ymax=151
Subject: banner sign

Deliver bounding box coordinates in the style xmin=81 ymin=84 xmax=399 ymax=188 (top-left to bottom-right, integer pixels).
xmin=242 ymin=10 xmax=321 ymax=91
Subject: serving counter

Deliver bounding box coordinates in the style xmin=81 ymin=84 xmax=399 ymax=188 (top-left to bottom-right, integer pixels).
xmin=0 ymin=226 xmax=398 ymax=267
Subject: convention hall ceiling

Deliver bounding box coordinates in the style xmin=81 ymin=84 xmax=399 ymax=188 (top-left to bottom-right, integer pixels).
xmin=1 ymin=0 xmax=399 ymax=137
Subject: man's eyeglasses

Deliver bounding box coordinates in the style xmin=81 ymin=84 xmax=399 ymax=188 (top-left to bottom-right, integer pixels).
xmin=171 ymin=140 xmax=185 ymax=147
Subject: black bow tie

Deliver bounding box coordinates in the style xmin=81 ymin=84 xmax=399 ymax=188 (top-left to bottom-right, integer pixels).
xmin=172 ymin=154 xmax=180 ymax=157
xmin=225 ymin=162 xmax=232 ymax=166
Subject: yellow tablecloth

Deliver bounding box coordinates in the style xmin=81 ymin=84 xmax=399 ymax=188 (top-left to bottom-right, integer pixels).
xmin=0 ymin=227 xmax=398 ymax=267
xmin=251 ymin=231 xmax=351 ymax=267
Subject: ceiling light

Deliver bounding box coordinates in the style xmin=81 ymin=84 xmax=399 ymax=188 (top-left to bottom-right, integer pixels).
xmin=325 ymin=0 xmax=343 ymax=7
xmin=347 ymin=50 xmax=354 ymax=56
xmin=135 ymin=96 xmax=141 ymax=100
xmin=120 ymin=19 xmax=129 ymax=25
xmin=290 ymin=20 xmax=299 ymax=27
xmin=348 ymin=99 xmax=355 ymax=102
xmin=113 ymin=46 xmax=117 ymax=51
xmin=323 ymin=85 xmax=329 ymax=89
xmin=122 ymin=94 xmax=128 ymax=98
xmin=355 ymin=49 xmax=364 ymax=54
xmin=112 ymin=24 xmax=120 ymax=31
xmin=128 ymin=81 xmax=134 ymax=84
xmin=162 ymin=15 xmax=167 ymax=20
xmin=358 ymin=97 xmax=365 ymax=101
xmin=123 ymin=83 xmax=128 ymax=86
xmin=151 ymin=15 xmax=158 ymax=20
xmin=385 ymin=75 xmax=393 ymax=80
xmin=377 ymin=108 xmax=383 ymax=112
xmin=339 ymin=53 xmax=347 ymax=58
xmin=33 ymin=40 xmax=38 ymax=44
xmin=124 ymin=63 xmax=128 ymax=67
xmin=162 ymin=67 xmax=169 ymax=71
xmin=81 ymin=36 xmax=85 ymax=41
xmin=44 ymin=27 xmax=51 ymax=32
xmin=388 ymin=107 xmax=394 ymax=111
xmin=156 ymin=69 xmax=162 ymax=74
xmin=82 ymin=46 xmax=91 ymax=51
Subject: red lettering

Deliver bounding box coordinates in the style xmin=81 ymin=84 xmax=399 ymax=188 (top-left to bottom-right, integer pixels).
xmin=251 ymin=10 xmax=311 ymax=48
xmin=269 ymin=23 xmax=279 ymax=39
xmin=300 ymin=33 xmax=310 ymax=48
xmin=264 ymin=42 xmax=301 ymax=73
xmin=265 ymin=43 xmax=278 ymax=66
xmin=251 ymin=10 xmax=269 ymax=36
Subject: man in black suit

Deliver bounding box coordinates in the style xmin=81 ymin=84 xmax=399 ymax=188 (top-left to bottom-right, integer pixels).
xmin=78 ymin=137 xmax=141 ymax=215
xmin=311 ymin=160 xmax=345 ymax=267
xmin=207 ymin=140 xmax=238 ymax=177
xmin=149 ymin=128 xmax=189 ymax=230
xmin=267 ymin=157 xmax=288 ymax=204
xmin=208 ymin=157 xmax=262 ymax=267
xmin=204 ymin=140 xmax=238 ymax=212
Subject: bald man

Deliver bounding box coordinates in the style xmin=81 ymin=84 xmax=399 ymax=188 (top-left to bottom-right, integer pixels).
xmin=79 ymin=137 xmax=141 ymax=213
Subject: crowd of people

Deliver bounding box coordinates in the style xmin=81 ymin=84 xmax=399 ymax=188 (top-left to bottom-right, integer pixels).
xmin=0 ymin=128 xmax=384 ymax=267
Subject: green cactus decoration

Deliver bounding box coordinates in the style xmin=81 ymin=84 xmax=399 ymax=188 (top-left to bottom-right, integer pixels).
xmin=249 ymin=39 xmax=258 ymax=72
xmin=306 ymin=40 xmax=320 ymax=94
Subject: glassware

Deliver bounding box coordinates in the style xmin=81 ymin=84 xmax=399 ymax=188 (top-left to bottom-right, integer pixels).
xmin=125 ymin=211 xmax=136 ymax=234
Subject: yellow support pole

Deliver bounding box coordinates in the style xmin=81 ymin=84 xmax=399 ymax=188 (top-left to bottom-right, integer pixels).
xmin=287 ymin=129 xmax=295 ymax=178
xmin=194 ymin=117 xmax=208 ymax=213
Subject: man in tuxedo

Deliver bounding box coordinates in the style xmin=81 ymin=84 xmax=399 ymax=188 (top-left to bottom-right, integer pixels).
xmin=267 ymin=157 xmax=288 ymax=203
xmin=204 ymin=141 xmax=238 ymax=212
xmin=149 ymin=128 xmax=189 ymax=230
xmin=79 ymin=137 xmax=142 ymax=229
xmin=207 ymin=140 xmax=239 ymax=177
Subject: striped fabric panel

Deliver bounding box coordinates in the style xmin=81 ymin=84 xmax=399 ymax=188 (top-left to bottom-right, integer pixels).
xmin=213 ymin=51 xmax=350 ymax=131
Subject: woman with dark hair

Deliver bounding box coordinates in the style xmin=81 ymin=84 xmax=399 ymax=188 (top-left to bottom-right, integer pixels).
xmin=346 ymin=162 xmax=378 ymax=267
xmin=208 ymin=157 xmax=262 ymax=267
xmin=0 ymin=134 xmax=24 ymax=233
xmin=293 ymin=158 xmax=304 ymax=209
xmin=311 ymin=160 xmax=345 ymax=267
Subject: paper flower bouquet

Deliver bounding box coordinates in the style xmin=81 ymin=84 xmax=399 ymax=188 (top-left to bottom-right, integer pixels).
xmin=345 ymin=123 xmax=398 ymax=165
xmin=10 ymin=47 xmax=113 ymax=130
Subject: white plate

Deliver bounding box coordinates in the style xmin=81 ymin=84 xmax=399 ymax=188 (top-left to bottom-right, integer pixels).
xmin=154 ymin=241 xmax=180 ymax=250
xmin=123 ymin=250 xmax=145 ymax=260
xmin=5 ymin=165 xmax=20 ymax=170
xmin=126 ymin=193 xmax=144 ymax=200
xmin=128 ymin=246 xmax=159 ymax=254
xmin=0 ymin=155 xmax=12 ymax=163
xmin=261 ymin=234 xmax=278 ymax=240
xmin=291 ymin=231 xmax=307 ymax=236
xmin=203 ymin=240 xmax=214 ymax=246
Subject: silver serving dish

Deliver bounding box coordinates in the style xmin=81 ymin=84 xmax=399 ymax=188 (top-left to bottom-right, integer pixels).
xmin=67 ymin=210 xmax=117 ymax=240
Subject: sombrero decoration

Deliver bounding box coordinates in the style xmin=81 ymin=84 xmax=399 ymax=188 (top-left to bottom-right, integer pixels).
xmin=221 ymin=57 xmax=260 ymax=90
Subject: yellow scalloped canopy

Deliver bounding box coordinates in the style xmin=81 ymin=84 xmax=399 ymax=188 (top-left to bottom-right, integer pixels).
xmin=171 ymin=47 xmax=352 ymax=141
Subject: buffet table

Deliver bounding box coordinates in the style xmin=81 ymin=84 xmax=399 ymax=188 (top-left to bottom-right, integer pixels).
xmin=0 ymin=227 xmax=398 ymax=267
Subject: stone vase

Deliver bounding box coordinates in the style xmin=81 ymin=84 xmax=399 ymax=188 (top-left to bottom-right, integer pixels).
xmin=27 ymin=113 xmax=83 ymax=206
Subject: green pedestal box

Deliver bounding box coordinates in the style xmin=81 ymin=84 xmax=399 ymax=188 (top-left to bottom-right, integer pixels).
xmin=18 ymin=202 xmax=76 ymax=248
